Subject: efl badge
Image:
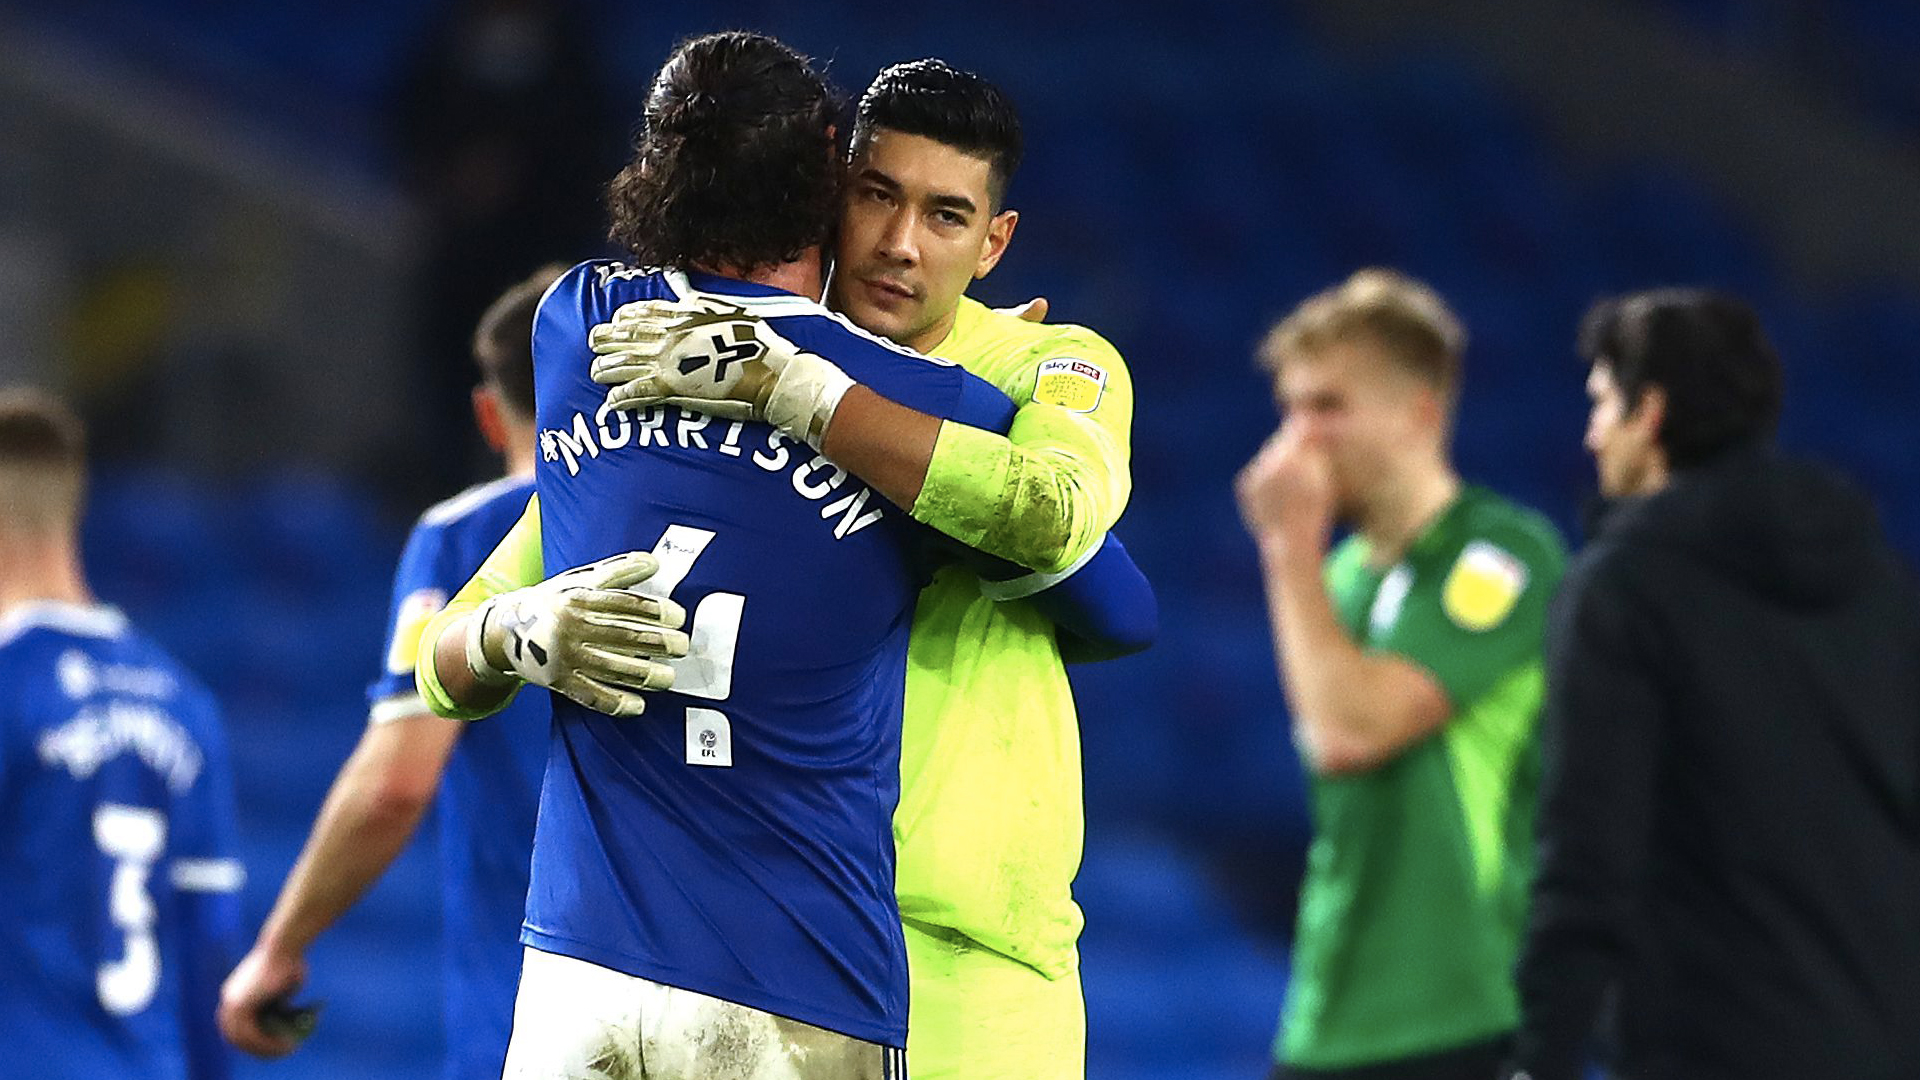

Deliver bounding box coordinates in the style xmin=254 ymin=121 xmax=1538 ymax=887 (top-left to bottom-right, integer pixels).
xmin=1033 ymin=357 xmax=1108 ymax=412
xmin=685 ymin=707 xmax=733 ymax=767
xmin=386 ymin=587 xmax=449 ymax=674
xmin=1442 ymin=541 xmax=1527 ymax=632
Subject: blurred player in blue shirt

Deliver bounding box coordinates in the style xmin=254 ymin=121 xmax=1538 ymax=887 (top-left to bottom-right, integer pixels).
xmin=0 ymin=388 xmax=244 ymax=1080
xmin=216 ymin=267 xmax=561 ymax=1080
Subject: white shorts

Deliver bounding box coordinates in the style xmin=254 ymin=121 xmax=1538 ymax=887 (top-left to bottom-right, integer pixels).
xmin=501 ymin=946 xmax=907 ymax=1080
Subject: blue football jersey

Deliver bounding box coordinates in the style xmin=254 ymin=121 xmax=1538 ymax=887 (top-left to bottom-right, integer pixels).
xmin=0 ymin=603 xmax=242 ymax=1080
xmin=367 ymin=474 xmax=545 ymax=1080
xmin=523 ymin=263 xmax=1016 ymax=1046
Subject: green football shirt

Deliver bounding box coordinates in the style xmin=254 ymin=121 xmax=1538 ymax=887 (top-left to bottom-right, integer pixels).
xmin=1276 ymin=486 xmax=1567 ymax=1070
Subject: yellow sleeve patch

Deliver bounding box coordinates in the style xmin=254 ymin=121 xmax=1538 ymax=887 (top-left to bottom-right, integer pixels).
xmin=1442 ymin=541 xmax=1528 ymax=631
xmin=385 ymin=587 xmax=449 ymax=674
xmin=1032 ymin=356 xmax=1108 ymax=412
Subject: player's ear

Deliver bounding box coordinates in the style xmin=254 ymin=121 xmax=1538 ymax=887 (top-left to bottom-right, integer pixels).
xmin=1631 ymin=383 xmax=1667 ymax=444
xmin=1413 ymin=384 xmax=1446 ymax=436
xmin=974 ymin=208 xmax=1018 ymax=280
xmin=473 ymin=385 xmax=509 ymax=455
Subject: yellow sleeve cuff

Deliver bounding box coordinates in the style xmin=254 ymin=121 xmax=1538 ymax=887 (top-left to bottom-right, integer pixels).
xmin=413 ymin=493 xmax=545 ymax=721
xmin=415 ymin=601 xmax=520 ymax=721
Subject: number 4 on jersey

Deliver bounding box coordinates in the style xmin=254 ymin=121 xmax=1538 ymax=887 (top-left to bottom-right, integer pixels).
xmin=636 ymin=524 xmax=743 ymax=703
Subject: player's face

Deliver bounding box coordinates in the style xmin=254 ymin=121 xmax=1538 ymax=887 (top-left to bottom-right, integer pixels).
xmin=831 ymin=130 xmax=1017 ymax=353
xmin=1274 ymin=340 xmax=1437 ymax=521
xmin=1585 ymin=363 xmax=1665 ymax=497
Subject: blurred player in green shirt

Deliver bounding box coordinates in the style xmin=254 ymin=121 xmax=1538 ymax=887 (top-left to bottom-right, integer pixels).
xmin=1236 ymin=271 xmax=1566 ymax=1080
xmin=420 ymin=61 xmax=1137 ymax=1080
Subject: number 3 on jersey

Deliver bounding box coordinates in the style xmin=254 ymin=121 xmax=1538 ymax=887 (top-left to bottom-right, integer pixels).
xmin=637 ymin=524 xmax=743 ymax=703
xmin=95 ymin=803 xmax=165 ymax=1016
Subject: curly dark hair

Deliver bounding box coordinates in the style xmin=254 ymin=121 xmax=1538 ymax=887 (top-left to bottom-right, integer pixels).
xmin=607 ymin=32 xmax=842 ymax=271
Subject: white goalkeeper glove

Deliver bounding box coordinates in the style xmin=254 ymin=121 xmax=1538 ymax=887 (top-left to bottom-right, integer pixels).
xmin=465 ymin=552 xmax=689 ymax=718
xmin=587 ymin=297 xmax=855 ymax=450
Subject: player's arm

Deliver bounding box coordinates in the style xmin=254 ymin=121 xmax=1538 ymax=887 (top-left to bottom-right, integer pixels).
xmin=417 ymin=495 xmax=547 ymax=720
xmin=825 ymin=374 xmax=1130 ymax=574
xmin=1261 ymin=539 xmax=1450 ymax=774
xmin=220 ymin=509 xmax=475 ymax=1059
xmin=1237 ymin=427 xmax=1450 ymax=775
xmin=1507 ymin=556 xmax=1662 ymax=1080
xmin=218 ymin=712 xmax=460 ymax=1058
xmin=974 ymin=531 xmax=1158 ymax=662
xmin=588 ymin=302 xmax=1134 ymax=574
xmin=877 ymin=328 xmax=1150 ymax=657
xmin=417 ymin=495 xmax=689 ymax=720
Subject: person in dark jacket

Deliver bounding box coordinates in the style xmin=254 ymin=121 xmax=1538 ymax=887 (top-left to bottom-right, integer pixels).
xmin=1505 ymin=289 xmax=1920 ymax=1080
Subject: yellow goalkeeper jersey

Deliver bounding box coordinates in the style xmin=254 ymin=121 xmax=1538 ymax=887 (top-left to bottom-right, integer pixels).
xmin=895 ymin=296 xmax=1134 ymax=978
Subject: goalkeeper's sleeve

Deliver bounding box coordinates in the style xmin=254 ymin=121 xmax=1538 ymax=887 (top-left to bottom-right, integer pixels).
xmin=909 ymin=334 xmax=1133 ymax=575
xmin=416 ymin=494 xmax=546 ymax=720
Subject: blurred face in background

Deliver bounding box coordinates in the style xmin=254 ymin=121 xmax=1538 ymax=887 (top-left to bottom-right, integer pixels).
xmin=830 ymin=129 xmax=1016 ymax=352
xmin=1584 ymin=361 xmax=1667 ymax=497
xmin=1272 ymin=337 xmax=1446 ymax=523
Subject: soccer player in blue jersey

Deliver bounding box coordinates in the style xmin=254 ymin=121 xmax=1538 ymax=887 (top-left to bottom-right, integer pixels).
xmin=216 ymin=267 xmax=566 ymax=1079
xmin=411 ymin=31 xmax=1106 ymax=1079
xmin=0 ymin=388 xmax=244 ymax=1080
xmin=585 ymin=62 xmax=1143 ymax=1080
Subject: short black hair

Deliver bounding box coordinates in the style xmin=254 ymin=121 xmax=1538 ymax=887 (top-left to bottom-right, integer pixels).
xmin=607 ymin=32 xmax=841 ymax=270
xmin=850 ymin=59 xmax=1023 ymax=209
xmin=472 ymin=264 xmax=563 ymax=419
xmin=0 ymin=387 xmax=86 ymax=470
xmin=0 ymin=386 xmax=87 ymax=529
xmin=1578 ymin=288 xmax=1784 ymax=470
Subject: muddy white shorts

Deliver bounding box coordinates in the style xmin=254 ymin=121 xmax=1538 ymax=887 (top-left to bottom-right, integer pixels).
xmin=501 ymin=946 xmax=907 ymax=1080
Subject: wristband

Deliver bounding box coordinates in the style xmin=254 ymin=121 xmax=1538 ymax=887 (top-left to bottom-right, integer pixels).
xmin=765 ymin=354 xmax=856 ymax=451
xmin=463 ymin=600 xmax=516 ymax=686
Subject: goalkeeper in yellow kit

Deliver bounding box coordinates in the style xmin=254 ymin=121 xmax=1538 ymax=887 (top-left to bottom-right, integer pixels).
xmin=417 ymin=60 xmax=1142 ymax=1079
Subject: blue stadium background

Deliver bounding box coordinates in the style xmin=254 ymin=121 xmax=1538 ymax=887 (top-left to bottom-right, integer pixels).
xmin=10 ymin=0 xmax=1918 ymax=1077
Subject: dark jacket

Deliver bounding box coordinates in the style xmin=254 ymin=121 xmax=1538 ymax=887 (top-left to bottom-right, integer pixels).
xmin=1509 ymin=448 xmax=1920 ymax=1080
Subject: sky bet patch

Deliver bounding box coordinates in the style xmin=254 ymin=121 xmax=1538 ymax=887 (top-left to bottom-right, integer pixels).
xmin=1442 ymin=541 xmax=1528 ymax=631
xmin=1033 ymin=357 xmax=1108 ymax=412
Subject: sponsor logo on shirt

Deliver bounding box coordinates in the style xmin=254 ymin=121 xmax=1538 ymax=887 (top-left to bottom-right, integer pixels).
xmin=54 ymin=649 xmax=176 ymax=701
xmin=1442 ymin=541 xmax=1528 ymax=631
xmin=1032 ymin=357 xmax=1107 ymax=413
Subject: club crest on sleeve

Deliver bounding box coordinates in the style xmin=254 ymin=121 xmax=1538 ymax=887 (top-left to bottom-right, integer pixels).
xmin=1442 ymin=541 xmax=1528 ymax=631
xmin=387 ymin=588 xmax=449 ymax=674
xmin=1033 ymin=357 xmax=1107 ymax=412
